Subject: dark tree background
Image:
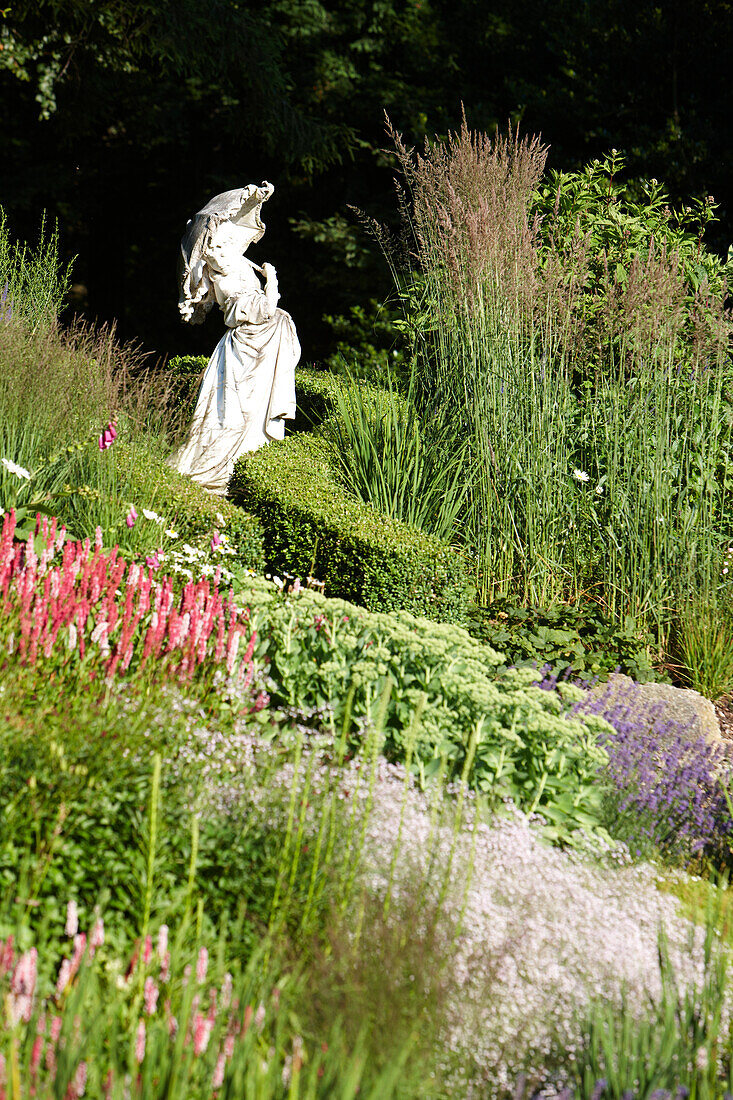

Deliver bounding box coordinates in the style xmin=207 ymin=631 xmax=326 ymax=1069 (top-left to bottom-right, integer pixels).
xmin=1 ymin=0 xmax=731 ymax=360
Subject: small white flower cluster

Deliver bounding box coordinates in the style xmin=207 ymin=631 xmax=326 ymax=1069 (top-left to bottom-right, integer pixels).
xmin=723 ymin=546 xmax=733 ymax=576
xmin=158 ymin=541 xmax=235 ymax=584
xmin=2 ymin=457 xmax=32 ymax=480
xmin=137 ymin=505 xmax=237 ymax=582
xmin=264 ymin=572 xmax=325 ymax=595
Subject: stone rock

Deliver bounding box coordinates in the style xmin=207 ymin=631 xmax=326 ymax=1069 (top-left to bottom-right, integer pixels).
xmin=588 ymin=672 xmax=722 ymax=749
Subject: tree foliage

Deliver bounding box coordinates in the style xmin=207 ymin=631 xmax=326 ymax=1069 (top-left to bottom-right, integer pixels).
xmin=0 ymin=0 xmax=730 ymax=358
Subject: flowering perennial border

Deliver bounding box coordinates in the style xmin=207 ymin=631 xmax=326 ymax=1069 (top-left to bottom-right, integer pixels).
xmin=0 ymin=510 xmax=261 ymax=696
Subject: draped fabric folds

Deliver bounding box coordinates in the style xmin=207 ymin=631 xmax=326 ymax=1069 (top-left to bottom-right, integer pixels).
xmin=170 ymin=262 xmax=299 ymax=495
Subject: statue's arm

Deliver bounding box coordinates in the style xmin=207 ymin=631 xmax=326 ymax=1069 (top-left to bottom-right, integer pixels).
xmin=219 ymin=266 xmax=280 ymax=327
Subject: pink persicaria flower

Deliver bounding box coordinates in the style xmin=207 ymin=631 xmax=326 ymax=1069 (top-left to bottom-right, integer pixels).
xmin=10 ymin=948 xmax=38 ymax=1024
xmin=30 ymin=1035 xmax=44 ymax=1074
xmin=212 ymin=1052 xmax=226 ymax=1089
xmin=196 ymin=946 xmax=208 ymax=984
xmin=0 ymin=935 xmax=14 ymax=976
xmin=144 ymin=977 xmax=159 ymax=1016
xmin=65 ymin=900 xmax=79 ymax=938
xmin=193 ymin=1014 xmax=212 ymax=1056
xmin=157 ymin=924 xmax=168 ymax=962
xmin=135 ymin=1019 xmax=146 ymax=1064
xmin=89 ymin=917 xmax=104 ymax=954
xmin=125 ymin=505 xmax=138 ymax=529
xmin=70 ymin=1060 xmax=87 ymax=1098
xmin=56 ymin=958 xmax=72 ymax=997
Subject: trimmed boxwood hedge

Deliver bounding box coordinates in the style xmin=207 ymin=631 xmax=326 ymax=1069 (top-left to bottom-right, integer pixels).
xmin=229 ymin=429 xmax=469 ymax=622
xmin=168 ymin=359 xmax=469 ymax=619
xmin=114 ymin=440 xmax=265 ymax=570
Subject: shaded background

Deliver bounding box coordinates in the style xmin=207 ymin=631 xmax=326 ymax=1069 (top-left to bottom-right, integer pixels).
xmin=1 ymin=0 xmax=731 ymax=362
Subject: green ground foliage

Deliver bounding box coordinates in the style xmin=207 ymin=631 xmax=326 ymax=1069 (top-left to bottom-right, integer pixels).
xmin=233 ymin=577 xmax=610 ymax=844
xmin=114 ymin=439 xmax=265 ymax=571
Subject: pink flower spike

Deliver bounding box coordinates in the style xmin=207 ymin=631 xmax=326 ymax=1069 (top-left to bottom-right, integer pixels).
xmin=98 ymin=422 xmax=117 ymax=451
xmin=211 ymin=530 xmax=222 ymax=550
xmin=157 ymin=924 xmax=168 ymax=961
xmin=125 ymin=506 xmax=138 ymax=529
xmin=56 ymin=958 xmax=72 ymax=997
xmin=144 ymin=977 xmax=159 ymax=1016
xmin=196 ymin=945 xmax=208 ymax=984
xmin=193 ymin=1014 xmax=212 ymax=1056
xmin=135 ymin=1019 xmax=146 ymax=1064
xmin=212 ymin=1052 xmax=226 ymax=1089
xmin=89 ymin=917 xmax=104 ymax=954
xmin=30 ymin=1036 xmax=44 ymax=1074
xmin=71 ymin=1061 xmax=87 ymax=1098
xmin=65 ymin=900 xmax=79 ymax=938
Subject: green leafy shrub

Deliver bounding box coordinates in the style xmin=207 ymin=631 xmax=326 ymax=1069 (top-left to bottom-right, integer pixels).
xmin=114 ymin=440 xmax=265 ymax=570
xmin=467 ymin=600 xmax=660 ymax=684
xmin=535 ymin=151 xmax=733 ymax=377
xmin=229 ymin=431 xmax=470 ymax=622
xmin=235 ymin=578 xmax=612 ymax=843
xmin=322 ymin=297 xmax=408 ymax=381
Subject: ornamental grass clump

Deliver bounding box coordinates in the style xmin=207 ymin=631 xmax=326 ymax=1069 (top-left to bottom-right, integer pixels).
xmin=386 ymin=117 xmax=733 ymax=645
xmin=676 ymin=598 xmax=733 ymax=701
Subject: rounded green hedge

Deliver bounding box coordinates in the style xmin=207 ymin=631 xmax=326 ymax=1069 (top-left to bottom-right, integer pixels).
xmin=229 ymin=429 xmax=469 ymax=622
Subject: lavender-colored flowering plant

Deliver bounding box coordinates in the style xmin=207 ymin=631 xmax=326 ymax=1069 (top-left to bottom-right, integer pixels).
xmin=539 ymin=671 xmax=733 ymax=866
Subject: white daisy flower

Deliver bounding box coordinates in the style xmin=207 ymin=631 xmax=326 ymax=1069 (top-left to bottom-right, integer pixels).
xmin=165 ymin=529 xmax=179 ymax=539
xmin=142 ymin=508 xmax=164 ymax=524
xmin=2 ymin=458 xmax=31 ymax=480
xmin=572 ymin=469 xmax=590 ymax=482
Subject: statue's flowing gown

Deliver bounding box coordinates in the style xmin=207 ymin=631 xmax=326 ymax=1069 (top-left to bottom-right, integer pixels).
xmin=170 ymin=262 xmax=299 ymax=494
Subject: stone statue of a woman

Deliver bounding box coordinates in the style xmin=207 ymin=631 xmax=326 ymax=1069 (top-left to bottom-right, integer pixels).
xmin=171 ymin=182 xmax=299 ymax=494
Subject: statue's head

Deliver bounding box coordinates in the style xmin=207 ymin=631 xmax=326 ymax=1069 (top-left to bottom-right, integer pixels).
xmin=179 ymin=182 xmax=274 ymax=323
xmin=203 ymin=223 xmax=256 ymax=275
